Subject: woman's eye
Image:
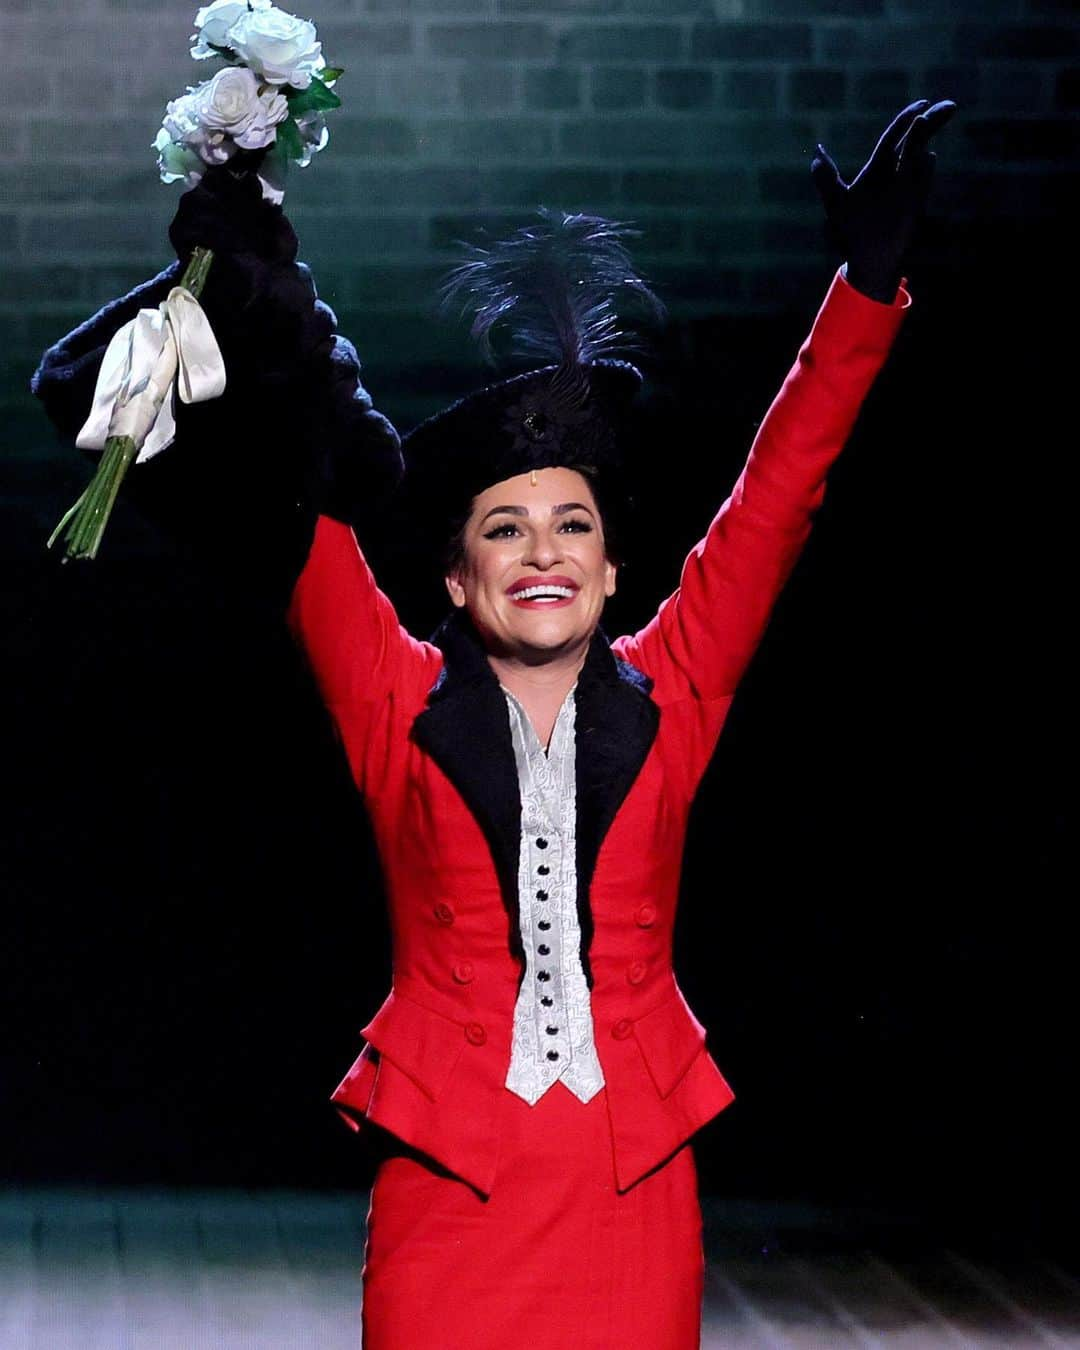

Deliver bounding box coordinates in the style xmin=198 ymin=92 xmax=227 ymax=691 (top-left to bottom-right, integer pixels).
xmin=481 ymin=517 xmax=592 ymax=540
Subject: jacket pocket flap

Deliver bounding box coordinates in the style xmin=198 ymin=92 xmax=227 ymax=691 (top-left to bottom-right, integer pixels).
xmin=360 ymin=990 xmax=466 ymax=1102
xmin=632 ymin=989 xmax=707 ymax=1099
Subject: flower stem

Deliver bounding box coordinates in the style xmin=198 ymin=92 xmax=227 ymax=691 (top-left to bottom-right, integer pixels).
xmin=181 ymin=245 xmax=213 ymax=299
xmin=47 ymin=245 xmax=214 ymax=562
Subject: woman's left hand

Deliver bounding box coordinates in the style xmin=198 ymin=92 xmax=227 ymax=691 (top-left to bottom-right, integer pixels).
xmin=811 ymin=98 xmax=957 ymax=303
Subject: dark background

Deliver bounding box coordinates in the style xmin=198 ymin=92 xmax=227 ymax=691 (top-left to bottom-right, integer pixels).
xmin=2 ymin=0 xmax=1074 ymax=1252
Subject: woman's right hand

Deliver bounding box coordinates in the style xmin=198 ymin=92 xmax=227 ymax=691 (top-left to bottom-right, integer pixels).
xmin=169 ymin=158 xmax=298 ymax=268
xmin=167 ymin=163 xmax=335 ymax=383
xmin=168 ymin=165 xmax=405 ymax=528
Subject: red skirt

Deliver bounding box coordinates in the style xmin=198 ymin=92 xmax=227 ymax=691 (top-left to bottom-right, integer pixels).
xmin=360 ymin=1081 xmax=703 ymax=1349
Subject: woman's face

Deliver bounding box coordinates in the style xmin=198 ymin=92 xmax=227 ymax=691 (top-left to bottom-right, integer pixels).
xmin=445 ymin=466 xmax=617 ymax=664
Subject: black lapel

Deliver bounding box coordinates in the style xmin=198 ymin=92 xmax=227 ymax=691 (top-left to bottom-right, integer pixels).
xmin=410 ymin=610 xmax=659 ymax=987
xmin=411 ymin=611 xmax=525 ymax=963
xmin=573 ymin=636 xmax=660 ymax=985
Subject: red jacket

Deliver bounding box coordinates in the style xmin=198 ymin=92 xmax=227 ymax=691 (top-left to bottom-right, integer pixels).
xmin=287 ymin=269 xmax=910 ymax=1196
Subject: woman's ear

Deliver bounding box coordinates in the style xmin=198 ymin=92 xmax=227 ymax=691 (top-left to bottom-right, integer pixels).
xmin=445 ymin=571 xmax=467 ymax=608
xmin=604 ymin=558 xmax=617 ymax=598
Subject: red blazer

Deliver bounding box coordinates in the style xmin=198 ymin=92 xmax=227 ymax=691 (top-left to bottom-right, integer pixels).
xmin=287 ymin=269 xmax=910 ymax=1196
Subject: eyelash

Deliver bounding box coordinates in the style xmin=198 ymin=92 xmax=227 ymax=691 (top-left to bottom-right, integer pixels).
xmin=482 ymin=519 xmax=593 ymax=541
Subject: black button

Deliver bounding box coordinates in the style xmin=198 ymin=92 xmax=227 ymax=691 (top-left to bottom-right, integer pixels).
xmin=537 ymin=970 xmax=551 ymax=982
xmin=546 ymin=1050 xmax=559 ymax=1061
xmin=541 ymin=996 xmax=553 ymax=1007
xmin=537 ymin=920 xmax=551 ymax=931
xmin=537 ymin=864 xmax=550 ymax=876
xmin=546 ymin=1025 xmax=558 ymax=1036
xmin=538 ymin=944 xmax=550 ymax=956
xmin=536 ymin=890 xmax=548 ymax=901
xmin=536 ymin=838 xmax=548 ymax=849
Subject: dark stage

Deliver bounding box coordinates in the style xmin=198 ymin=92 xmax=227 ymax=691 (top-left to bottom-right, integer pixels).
xmin=2 ymin=0 xmax=1075 ymax=1343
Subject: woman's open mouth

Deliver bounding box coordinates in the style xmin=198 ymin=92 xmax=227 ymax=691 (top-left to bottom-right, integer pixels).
xmin=507 ymin=577 xmax=579 ymax=608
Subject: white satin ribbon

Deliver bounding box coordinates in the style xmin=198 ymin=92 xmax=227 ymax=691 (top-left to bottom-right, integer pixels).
xmin=76 ymin=286 xmax=226 ymax=463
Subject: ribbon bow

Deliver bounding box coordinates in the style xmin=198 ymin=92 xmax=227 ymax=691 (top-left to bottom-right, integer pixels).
xmin=76 ymin=286 xmax=226 ymax=463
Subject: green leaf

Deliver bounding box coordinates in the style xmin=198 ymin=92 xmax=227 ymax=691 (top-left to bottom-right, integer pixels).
xmin=315 ymin=76 xmax=343 ymax=108
xmin=321 ymin=66 xmax=344 ymax=85
xmin=286 ymin=76 xmax=341 ymax=115
xmin=276 ymin=117 xmax=304 ymax=162
xmin=259 ymin=137 xmax=291 ymax=191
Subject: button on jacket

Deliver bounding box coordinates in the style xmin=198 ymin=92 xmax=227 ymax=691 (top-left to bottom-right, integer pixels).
xmin=288 ymin=270 xmax=910 ymax=1197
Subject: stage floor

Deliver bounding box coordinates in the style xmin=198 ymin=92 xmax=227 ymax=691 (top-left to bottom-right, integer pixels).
xmin=2 ymin=1188 xmax=1078 ymax=1348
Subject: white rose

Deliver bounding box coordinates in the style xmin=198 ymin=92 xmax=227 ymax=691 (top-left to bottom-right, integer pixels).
xmin=161 ymin=90 xmax=202 ymax=146
xmin=193 ymin=66 xmax=288 ymax=152
xmin=227 ymin=6 xmax=324 ymax=89
xmin=191 ymin=0 xmax=270 ymax=59
xmin=162 ymin=84 xmax=234 ymax=167
xmin=251 ymin=85 xmax=291 ymax=147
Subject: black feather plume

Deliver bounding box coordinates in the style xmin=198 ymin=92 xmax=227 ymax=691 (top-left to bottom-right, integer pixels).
xmin=440 ymin=211 xmax=663 ymax=387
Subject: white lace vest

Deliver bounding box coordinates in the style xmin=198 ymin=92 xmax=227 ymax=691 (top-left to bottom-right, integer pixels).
xmin=502 ymin=685 xmax=605 ymax=1106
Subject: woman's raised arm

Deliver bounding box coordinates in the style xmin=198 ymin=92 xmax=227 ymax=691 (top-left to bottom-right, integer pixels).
xmin=616 ymin=99 xmax=955 ymax=710
xmin=615 ymin=266 xmax=909 ymax=707
xmin=32 ymin=167 xmax=434 ymax=785
xmin=33 ymin=167 xmax=402 ymax=597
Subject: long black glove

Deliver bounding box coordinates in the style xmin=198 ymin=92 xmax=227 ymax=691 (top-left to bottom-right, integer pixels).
xmin=32 ymin=165 xmax=402 ymax=600
xmin=167 ymin=163 xmax=334 ymax=392
xmin=811 ymin=98 xmax=957 ymax=303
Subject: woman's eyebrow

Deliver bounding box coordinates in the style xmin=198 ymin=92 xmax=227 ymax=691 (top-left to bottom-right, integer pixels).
xmin=479 ymin=501 xmax=595 ymax=523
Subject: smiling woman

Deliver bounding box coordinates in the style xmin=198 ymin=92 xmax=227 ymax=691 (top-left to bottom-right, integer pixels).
xmin=287 ymin=155 xmax=927 ymax=1339
xmin=285 ymin=200 xmax=913 ymax=1348
xmin=31 ymin=101 xmax=954 ymax=1350
xmin=444 ymin=468 xmax=618 ymax=726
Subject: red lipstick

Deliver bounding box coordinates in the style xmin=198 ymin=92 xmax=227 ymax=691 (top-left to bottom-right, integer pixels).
xmin=506 ymin=575 xmax=578 ymax=595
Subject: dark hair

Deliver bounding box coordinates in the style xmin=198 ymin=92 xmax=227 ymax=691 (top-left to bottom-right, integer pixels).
xmin=442 ymin=463 xmax=626 ymax=578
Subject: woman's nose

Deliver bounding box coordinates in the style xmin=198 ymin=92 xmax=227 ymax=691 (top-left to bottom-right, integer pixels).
xmin=523 ymin=529 xmax=562 ymax=568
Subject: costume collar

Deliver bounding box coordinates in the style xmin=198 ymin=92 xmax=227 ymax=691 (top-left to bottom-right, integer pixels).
xmin=411 ymin=610 xmax=658 ymax=987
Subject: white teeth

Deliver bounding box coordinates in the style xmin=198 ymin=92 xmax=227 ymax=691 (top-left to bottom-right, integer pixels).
xmin=512 ymin=586 xmax=575 ymax=601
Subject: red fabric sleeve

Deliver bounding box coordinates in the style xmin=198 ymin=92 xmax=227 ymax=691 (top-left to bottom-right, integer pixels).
xmin=614 ymin=268 xmax=910 ymax=707
xmin=286 ymin=515 xmax=440 ymax=793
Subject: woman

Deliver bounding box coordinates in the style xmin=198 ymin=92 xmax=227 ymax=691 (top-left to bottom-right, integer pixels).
xmin=34 ymin=100 xmax=953 ymax=1349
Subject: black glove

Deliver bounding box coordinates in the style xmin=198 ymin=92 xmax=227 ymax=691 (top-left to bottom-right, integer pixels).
xmin=811 ymin=99 xmax=957 ymax=303
xmin=169 ymin=154 xmax=297 ymax=267
xmin=31 ymin=165 xmax=402 ymax=603
xmin=168 ymin=162 xmax=334 ymax=389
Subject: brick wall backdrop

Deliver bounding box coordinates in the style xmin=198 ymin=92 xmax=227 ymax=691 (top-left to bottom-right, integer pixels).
xmin=2 ymin=1 xmax=1074 ymax=1201
xmin=1 ymin=0 xmax=1077 ymax=547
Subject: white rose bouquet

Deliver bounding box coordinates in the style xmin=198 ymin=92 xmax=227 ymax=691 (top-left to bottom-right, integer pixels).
xmin=158 ymin=0 xmax=342 ymax=203
xmin=49 ymin=1 xmax=343 ymax=561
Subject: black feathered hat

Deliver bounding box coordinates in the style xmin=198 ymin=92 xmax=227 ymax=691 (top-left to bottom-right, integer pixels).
xmin=401 ymin=210 xmax=663 ymax=565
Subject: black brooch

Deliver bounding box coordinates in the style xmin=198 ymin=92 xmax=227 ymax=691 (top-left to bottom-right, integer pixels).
xmin=503 ymin=372 xmax=593 ymax=458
